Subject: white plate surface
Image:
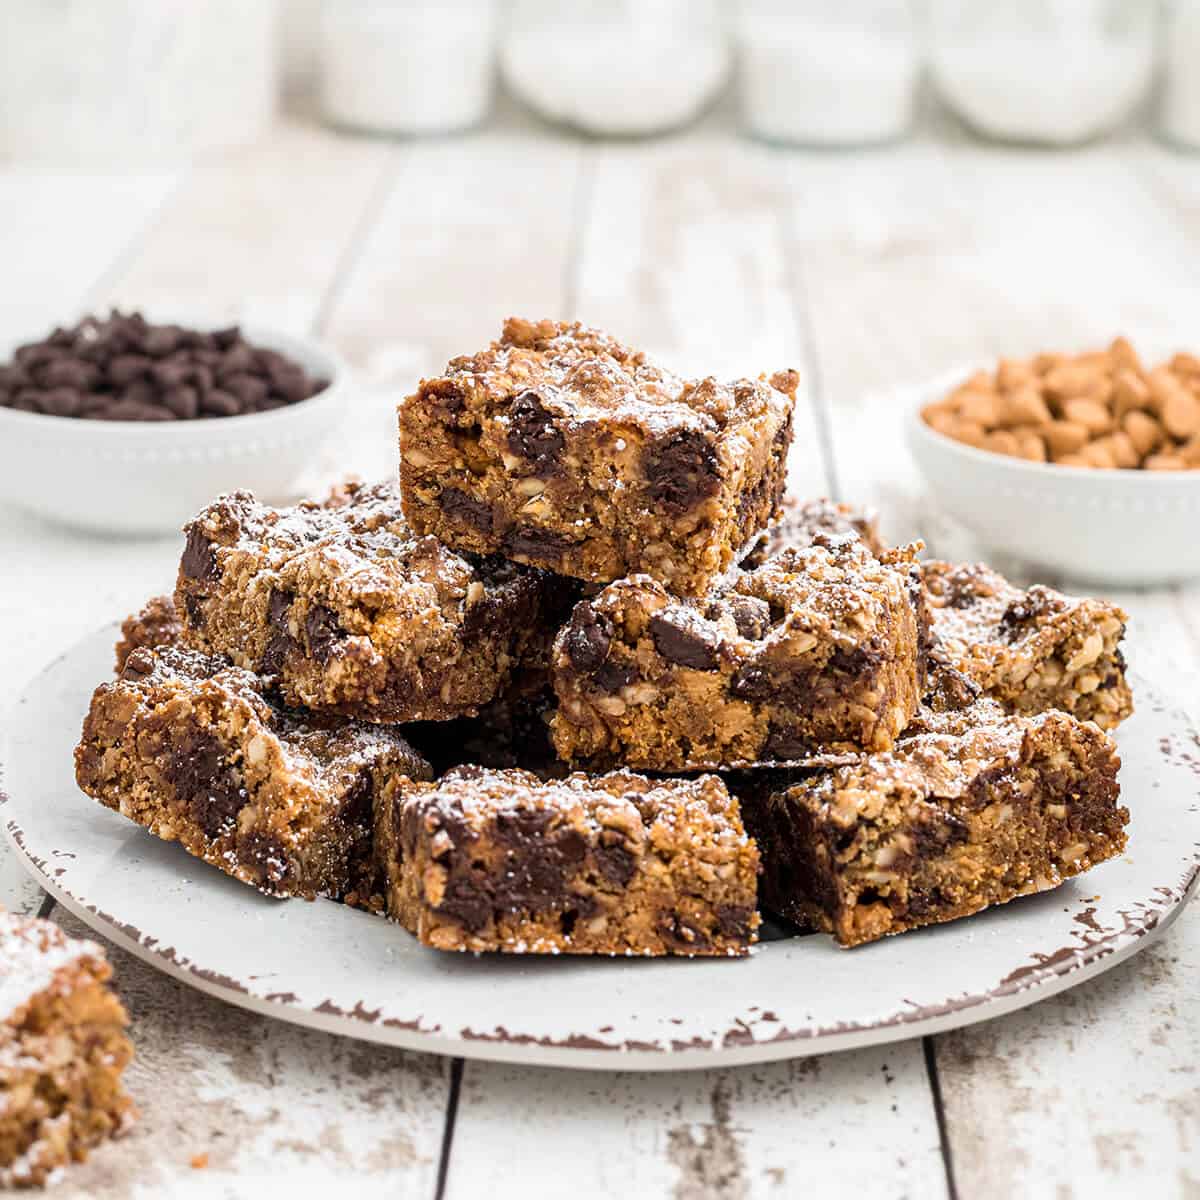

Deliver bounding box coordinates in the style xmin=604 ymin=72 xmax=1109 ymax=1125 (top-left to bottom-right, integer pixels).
xmin=3 ymin=626 xmax=1198 ymax=1070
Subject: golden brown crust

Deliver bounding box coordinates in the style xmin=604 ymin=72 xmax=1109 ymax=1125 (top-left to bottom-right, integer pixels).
xmin=399 ymin=318 xmax=797 ymax=595
xmin=923 ymin=560 xmax=1133 ymax=729
xmin=0 ymin=913 xmax=135 ymax=1187
xmin=551 ymin=538 xmax=927 ymax=770
xmin=113 ymin=594 xmax=182 ymax=673
xmin=379 ymin=768 xmax=760 ymax=956
xmin=74 ymin=645 xmax=431 ymax=899
xmin=742 ymin=708 xmax=1128 ymax=947
xmin=175 ymin=481 xmax=557 ymax=722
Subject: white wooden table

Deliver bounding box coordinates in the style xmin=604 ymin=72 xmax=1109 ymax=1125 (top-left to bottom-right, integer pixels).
xmin=2 ymin=104 xmax=1198 ymax=1198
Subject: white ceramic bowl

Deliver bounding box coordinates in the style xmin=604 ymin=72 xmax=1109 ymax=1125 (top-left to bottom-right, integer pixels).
xmin=0 ymin=322 xmax=350 ymax=536
xmin=906 ymin=370 xmax=1200 ymax=588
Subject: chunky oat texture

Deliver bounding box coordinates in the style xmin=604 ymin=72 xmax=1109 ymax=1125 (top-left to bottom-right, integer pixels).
xmin=924 ymin=560 xmax=1133 ymax=730
xmin=378 ymin=767 xmax=760 ymax=956
xmin=552 ymin=538 xmax=927 ymax=770
xmin=176 ymin=481 xmax=556 ymax=722
xmin=0 ymin=913 xmax=135 ymax=1188
xmin=742 ymin=704 xmax=1128 ymax=946
xmin=742 ymin=496 xmax=885 ymax=568
xmin=400 ymin=317 xmax=797 ymax=595
xmin=75 ymin=645 xmax=430 ymax=899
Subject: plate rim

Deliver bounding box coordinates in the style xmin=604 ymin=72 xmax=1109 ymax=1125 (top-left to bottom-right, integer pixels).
xmin=4 ymin=625 xmax=1199 ymax=1071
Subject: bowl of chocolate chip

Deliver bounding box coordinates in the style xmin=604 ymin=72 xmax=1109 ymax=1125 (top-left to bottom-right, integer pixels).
xmin=907 ymin=338 xmax=1200 ymax=587
xmin=0 ymin=311 xmax=347 ymax=535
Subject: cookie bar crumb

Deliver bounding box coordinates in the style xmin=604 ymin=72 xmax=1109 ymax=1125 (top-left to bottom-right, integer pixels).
xmin=0 ymin=912 xmax=135 ymax=1188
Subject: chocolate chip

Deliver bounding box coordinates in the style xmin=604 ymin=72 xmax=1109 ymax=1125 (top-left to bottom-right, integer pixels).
xmin=201 ymin=389 xmax=241 ymax=417
xmin=38 ymin=388 xmax=81 ymax=417
xmin=710 ymin=594 xmax=771 ymax=640
xmin=261 ymin=634 xmax=292 ymax=676
xmin=268 ymin=589 xmax=293 ymax=630
xmin=166 ymin=732 xmax=247 ymax=839
xmin=764 ymin=724 xmax=815 ymax=762
xmin=142 ymin=326 xmax=181 ymax=357
xmin=729 ymin=662 xmax=772 ymax=700
xmin=162 ymin=386 xmax=199 ymax=419
xmin=645 ymin=429 xmax=720 ymax=514
xmin=593 ymin=660 xmax=637 ymax=692
xmin=594 ymin=842 xmax=637 ymax=887
xmin=216 ymin=343 xmax=256 ymax=377
xmin=506 ymin=390 xmax=564 ymax=470
xmin=340 ymin=772 xmax=374 ymax=830
xmin=502 ymin=526 xmax=574 ymax=563
xmin=657 ymin=913 xmax=710 ymax=951
xmin=304 ymin=604 xmax=344 ymax=663
xmin=828 ymin=643 xmax=880 ymax=675
xmin=716 ymin=904 xmax=755 ymax=940
xmin=649 ymin=611 xmax=719 ymax=670
xmin=437 ymin=876 xmax=494 ymax=933
xmin=238 ymin=831 xmax=290 ymax=889
xmin=184 ymin=593 xmax=205 ymax=629
xmin=438 ymin=487 xmax=493 ymax=534
xmin=426 ymin=380 xmax=465 ymax=417
xmin=181 ymin=526 xmax=220 ymax=582
xmin=494 ymin=807 xmax=555 ymax=845
xmin=223 ymin=374 xmax=268 ymax=407
xmin=102 ymin=399 xmax=172 ymax=421
xmin=563 ymin=602 xmax=612 ymax=672
xmin=554 ymin=827 xmax=588 ymax=864
xmin=108 ymin=354 xmax=153 ymax=386
xmin=41 ymin=359 xmax=99 ymax=390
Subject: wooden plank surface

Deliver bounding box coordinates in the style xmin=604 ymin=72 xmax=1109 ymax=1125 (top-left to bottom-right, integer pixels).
xmin=1 ymin=112 xmax=1198 ymax=1199
xmin=448 ymin=1046 xmax=946 ymax=1200
xmin=442 ymin=126 xmax=941 ymax=1196
xmin=47 ymin=910 xmax=449 ymax=1199
xmin=786 ymin=126 xmax=1200 ymax=1200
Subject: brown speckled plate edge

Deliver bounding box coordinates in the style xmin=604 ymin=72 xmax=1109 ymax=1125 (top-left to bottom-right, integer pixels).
xmin=3 ymin=625 xmax=1197 ymax=1071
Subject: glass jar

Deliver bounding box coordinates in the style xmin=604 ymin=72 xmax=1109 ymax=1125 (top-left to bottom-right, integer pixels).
xmin=0 ymin=0 xmax=278 ymax=163
xmin=927 ymin=0 xmax=1156 ymax=146
xmin=319 ymin=0 xmax=498 ymax=136
xmin=734 ymin=0 xmax=920 ymax=147
xmin=500 ymin=0 xmax=728 ymax=137
xmin=1159 ymin=0 xmax=1200 ymax=150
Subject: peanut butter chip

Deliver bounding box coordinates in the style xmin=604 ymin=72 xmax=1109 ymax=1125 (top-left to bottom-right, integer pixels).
xmin=923 ymin=339 xmax=1200 ymax=470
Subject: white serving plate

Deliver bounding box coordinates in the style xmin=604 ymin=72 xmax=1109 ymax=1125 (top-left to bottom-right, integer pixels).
xmin=905 ymin=364 xmax=1200 ymax=587
xmin=3 ymin=625 xmax=1197 ymax=1071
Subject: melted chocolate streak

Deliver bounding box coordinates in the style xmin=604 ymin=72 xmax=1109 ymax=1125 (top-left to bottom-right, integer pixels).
xmin=3 ymin=714 xmax=1198 ymax=1055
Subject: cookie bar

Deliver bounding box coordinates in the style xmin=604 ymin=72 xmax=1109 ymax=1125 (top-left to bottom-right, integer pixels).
xmin=551 ymin=538 xmax=928 ymax=770
xmin=399 ymin=317 xmax=797 ymax=596
xmin=740 ymin=705 xmax=1128 ymax=947
xmin=114 ymin=594 xmax=182 ymax=672
xmin=410 ymin=674 xmax=561 ymax=779
xmin=743 ymin=496 xmax=885 ymax=568
xmin=75 ymin=645 xmax=431 ymax=899
xmin=0 ymin=912 xmax=135 ymax=1188
xmin=378 ymin=767 xmax=760 ymax=956
xmin=923 ymin=560 xmax=1133 ymax=729
xmin=176 ymin=481 xmax=559 ymax=722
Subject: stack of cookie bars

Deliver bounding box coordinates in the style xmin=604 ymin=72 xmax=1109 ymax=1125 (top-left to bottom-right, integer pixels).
xmin=75 ymin=318 xmax=1133 ymax=957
